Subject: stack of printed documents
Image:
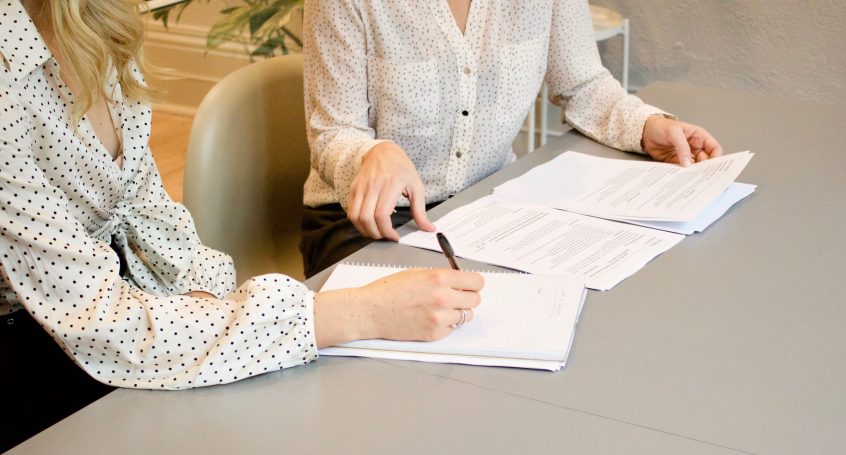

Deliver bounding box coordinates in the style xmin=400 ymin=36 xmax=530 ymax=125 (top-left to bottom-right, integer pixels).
xmin=401 ymin=151 xmax=754 ymax=290
xmin=493 ymin=151 xmax=755 ymax=234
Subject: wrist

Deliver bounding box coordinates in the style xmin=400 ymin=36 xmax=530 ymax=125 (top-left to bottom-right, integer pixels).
xmin=641 ymin=113 xmax=676 ymax=151
xmin=313 ymin=288 xmax=376 ymax=348
xmin=641 ymin=114 xmax=662 ymax=151
xmin=340 ymin=287 xmax=379 ymax=341
xmin=361 ymin=140 xmax=397 ymax=164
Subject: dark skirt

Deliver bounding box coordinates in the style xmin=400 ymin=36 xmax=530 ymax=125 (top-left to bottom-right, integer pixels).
xmin=299 ymin=202 xmax=440 ymax=278
xmin=0 ymin=310 xmax=114 ymax=452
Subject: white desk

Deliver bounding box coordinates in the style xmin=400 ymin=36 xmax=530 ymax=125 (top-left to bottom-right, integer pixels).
xmin=10 ymin=83 xmax=846 ymax=455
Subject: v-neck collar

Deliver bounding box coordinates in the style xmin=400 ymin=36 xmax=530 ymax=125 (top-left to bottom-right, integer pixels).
xmin=6 ymin=1 xmax=129 ymax=179
xmin=52 ymin=60 xmax=127 ymax=178
xmin=429 ymin=0 xmax=485 ymax=51
xmin=79 ymin=103 xmax=126 ymax=176
xmin=103 ymin=73 xmax=127 ymax=173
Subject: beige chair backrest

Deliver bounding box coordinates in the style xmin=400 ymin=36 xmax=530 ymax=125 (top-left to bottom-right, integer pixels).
xmin=184 ymin=54 xmax=309 ymax=282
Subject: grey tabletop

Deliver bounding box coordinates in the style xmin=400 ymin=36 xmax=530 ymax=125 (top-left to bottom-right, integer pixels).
xmin=10 ymin=83 xmax=846 ymax=455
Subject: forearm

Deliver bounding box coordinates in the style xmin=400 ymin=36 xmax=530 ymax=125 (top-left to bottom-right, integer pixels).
xmin=304 ymin=0 xmax=382 ymax=207
xmin=546 ymin=0 xmax=668 ymax=152
xmin=559 ymin=73 xmax=668 ymax=152
xmin=308 ymin=127 xmax=385 ymax=207
xmin=313 ymin=288 xmax=373 ymax=348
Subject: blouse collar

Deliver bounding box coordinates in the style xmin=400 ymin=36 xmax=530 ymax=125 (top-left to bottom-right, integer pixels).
xmin=0 ymin=0 xmax=53 ymax=82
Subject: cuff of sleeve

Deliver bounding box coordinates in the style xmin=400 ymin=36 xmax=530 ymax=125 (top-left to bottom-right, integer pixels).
xmin=169 ymin=246 xmax=237 ymax=299
xmin=236 ymin=275 xmax=320 ymax=368
xmin=628 ymin=105 xmax=677 ymax=154
xmin=336 ymin=138 xmax=388 ymax=210
xmin=301 ymin=289 xmax=319 ymax=361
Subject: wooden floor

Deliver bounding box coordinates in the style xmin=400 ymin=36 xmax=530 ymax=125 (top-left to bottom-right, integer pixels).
xmin=149 ymin=111 xmax=193 ymax=202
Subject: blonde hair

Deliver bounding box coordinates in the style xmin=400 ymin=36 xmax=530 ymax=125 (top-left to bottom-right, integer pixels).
xmin=47 ymin=0 xmax=156 ymax=124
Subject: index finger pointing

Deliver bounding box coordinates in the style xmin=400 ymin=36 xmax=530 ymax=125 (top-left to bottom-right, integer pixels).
xmin=374 ymin=180 xmax=405 ymax=241
xmin=408 ymin=180 xmax=435 ymax=232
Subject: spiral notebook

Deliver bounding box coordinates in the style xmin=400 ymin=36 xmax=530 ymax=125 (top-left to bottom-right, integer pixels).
xmin=318 ymin=263 xmax=587 ymax=371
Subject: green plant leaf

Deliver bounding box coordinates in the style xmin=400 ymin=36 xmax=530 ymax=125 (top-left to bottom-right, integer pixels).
xmin=253 ymin=6 xmax=289 ymax=37
xmin=249 ymin=6 xmax=279 ymax=36
xmin=280 ymin=25 xmax=302 ymax=49
xmin=152 ymin=9 xmax=171 ymax=28
xmin=250 ymin=34 xmax=287 ymax=57
xmin=152 ymin=0 xmax=305 ymax=58
xmin=149 ymin=1 xmax=201 ymax=28
xmin=207 ymin=6 xmax=253 ymax=48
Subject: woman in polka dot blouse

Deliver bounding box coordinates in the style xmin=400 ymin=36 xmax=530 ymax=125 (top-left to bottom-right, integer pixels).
xmin=0 ymin=0 xmax=483 ymax=449
xmin=300 ymin=0 xmax=725 ymax=277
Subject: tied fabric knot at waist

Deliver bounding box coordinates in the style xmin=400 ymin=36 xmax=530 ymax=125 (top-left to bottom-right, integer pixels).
xmin=91 ymin=201 xmax=199 ymax=286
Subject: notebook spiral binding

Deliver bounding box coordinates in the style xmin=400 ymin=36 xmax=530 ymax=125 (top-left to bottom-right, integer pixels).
xmin=336 ymin=261 xmax=526 ymax=276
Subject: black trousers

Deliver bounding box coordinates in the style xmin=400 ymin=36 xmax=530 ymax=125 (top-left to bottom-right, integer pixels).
xmin=0 ymin=310 xmax=114 ymax=452
xmin=300 ymin=202 xmax=441 ymax=278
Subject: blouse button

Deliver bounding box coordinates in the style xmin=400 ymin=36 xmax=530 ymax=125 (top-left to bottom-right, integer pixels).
xmin=461 ymin=110 xmax=469 ymax=116
xmin=455 ymin=151 xmax=463 ymax=158
xmin=463 ymin=67 xmax=472 ymax=75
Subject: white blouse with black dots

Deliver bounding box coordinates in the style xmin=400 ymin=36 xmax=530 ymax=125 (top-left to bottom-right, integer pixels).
xmin=0 ymin=1 xmax=317 ymax=389
xmin=303 ymin=0 xmax=669 ymax=209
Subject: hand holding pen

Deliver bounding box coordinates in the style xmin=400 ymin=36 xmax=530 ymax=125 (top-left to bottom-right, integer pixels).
xmin=437 ymin=232 xmax=461 ymax=271
xmin=436 ymin=232 xmax=481 ymax=329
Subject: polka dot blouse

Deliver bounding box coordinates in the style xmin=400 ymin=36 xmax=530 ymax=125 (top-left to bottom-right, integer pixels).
xmin=0 ymin=1 xmax=317 ymax=390
xmin=303 ymin=0 xmax=668 ymax=210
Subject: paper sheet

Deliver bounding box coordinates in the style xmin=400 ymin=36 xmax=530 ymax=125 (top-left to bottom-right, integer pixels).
xmin=602 ymin=182 xmax=757 ymax=235
xmin=493 ymin=151 xmax=753 ymax=222
xmin=400 ymin=195 xmax=684 ymax=291
xmin=319 ymin=346 xmax=565 ymax=371
xmin=321 ymin=264 xmax=585 ymax=359
xmin=317 ymin=264 xmax=586 ymax=370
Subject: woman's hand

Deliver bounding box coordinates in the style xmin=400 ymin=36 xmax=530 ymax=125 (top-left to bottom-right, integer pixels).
xmin=348 ymin=141 xmax=436 ymax=241
xmin=313 ymin=269 xmax=484 ymax=347
xmin=642 ymin=115 xmax=724 ymax=167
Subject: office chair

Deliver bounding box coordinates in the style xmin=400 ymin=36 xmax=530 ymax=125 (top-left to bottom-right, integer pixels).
xmin=184 ymin=54 xmax=310 ymax=282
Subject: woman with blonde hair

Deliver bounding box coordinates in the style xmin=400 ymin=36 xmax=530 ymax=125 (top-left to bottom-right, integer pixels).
xmin=0 ymin=1 xmax=483 ymax=449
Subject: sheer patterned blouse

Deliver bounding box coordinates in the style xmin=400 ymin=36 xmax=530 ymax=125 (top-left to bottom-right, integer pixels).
xmin=303 ymin=0 xmax=668 ymax=209
xmin=0 ymin=1 xmax=317 ymax=390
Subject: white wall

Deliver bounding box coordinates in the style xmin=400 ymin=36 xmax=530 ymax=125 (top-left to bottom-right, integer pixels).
xmin=143 ymin=0 xmax=252 ymax=115
xmin=144 ymin=1 xmax=846 ymax=125
xmin=593 ymin=0 xmax=846 ymax=105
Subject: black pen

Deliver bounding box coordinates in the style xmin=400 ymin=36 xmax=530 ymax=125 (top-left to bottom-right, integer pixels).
xmin=436 ymin=232 xmax=461 ymax=270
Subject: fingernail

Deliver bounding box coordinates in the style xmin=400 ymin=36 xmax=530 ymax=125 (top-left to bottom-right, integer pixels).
xmin=682 ymin=158 xmax=692 ymax=167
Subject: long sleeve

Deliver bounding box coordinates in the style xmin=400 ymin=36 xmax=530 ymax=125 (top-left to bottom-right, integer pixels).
xmin=546 ymin=0 xmax=669 ymax=152
xmin=303 ymin=0 xmax=384 ymax=209
xmin=108 ymin=145 xmax=237 ymax=299
xmin=0 ymin=94 xmax=318 ymax=390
